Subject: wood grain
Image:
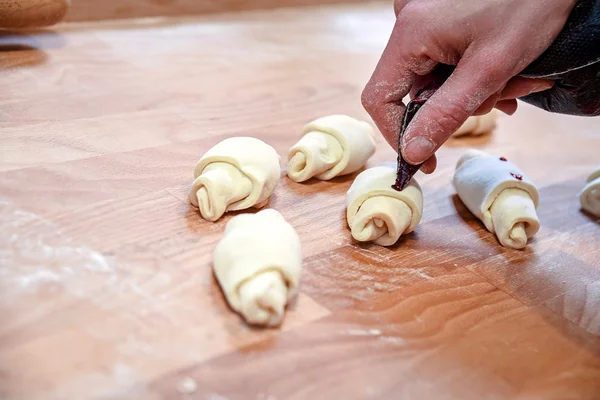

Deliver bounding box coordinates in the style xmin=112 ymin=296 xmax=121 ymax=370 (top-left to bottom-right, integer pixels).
xmin=65 ymin=0 xmax=365 ymax=22
xmin=0 ymin=2 xmax=599 ymax=399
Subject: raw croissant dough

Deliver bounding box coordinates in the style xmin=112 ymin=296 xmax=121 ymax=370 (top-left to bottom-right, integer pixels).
xmin=454 ymin=149 xmax=540 ymax=249
xmin=213 ymin=209 xmax=302 ymax=327
xmin=287 ymin=114 xmax=376 ymax=182
xmin=580 ymin=165 xmax=600 ymax=216
xmin=452 ymin=110 xmax=498 ymax=137
xmin=189 ymin=137 xmax=281 ymax=222
xmin=346 ymin=163 xmax=423 ymax=246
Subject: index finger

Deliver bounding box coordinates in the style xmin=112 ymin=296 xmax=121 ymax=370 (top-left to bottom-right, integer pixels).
xmin=361 ymin=18 xmax=420 ymax=150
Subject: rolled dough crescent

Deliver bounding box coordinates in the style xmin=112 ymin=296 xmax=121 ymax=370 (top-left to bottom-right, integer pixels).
xmin=453 ymin=149 xmax=540 ymax=249
xmin=189 ymin=137 xmax=281 ymax=221
xmin=213 ymin=209 xmax=302 ymax=327
xmin=580 ymin=165 xmax=600 ymax=217
xmin=287 ymin=115 xmax=376 ymax=182
xmin=346 ymin=164 xmax=423 ymax=246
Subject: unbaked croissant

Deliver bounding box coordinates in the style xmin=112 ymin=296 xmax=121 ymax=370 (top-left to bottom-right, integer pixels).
xmin=454 ymin=149 xmax=540 ymax=249
xmin=580 ymin=165 xmax=600 ymax=217
xmin=287 ymin=115 xmax=376 ymax=182
xmin=213 ymin=209 xmax=302 ymax=327
xmin=346 ymin=164 xmax=423 ymax=246
xmin=189 ymin=137 xmax=281 ymax=222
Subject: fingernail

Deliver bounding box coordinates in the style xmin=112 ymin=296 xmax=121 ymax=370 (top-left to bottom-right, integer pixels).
xmin=404 ymin=137 xmax=436 ymax=164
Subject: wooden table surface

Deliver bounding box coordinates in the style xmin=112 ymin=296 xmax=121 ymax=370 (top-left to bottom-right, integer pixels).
xmin=1 ymin=2 xmax=599 ymax=399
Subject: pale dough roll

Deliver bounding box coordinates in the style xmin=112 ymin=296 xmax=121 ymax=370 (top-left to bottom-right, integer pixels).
xmin=346 ymin=164 xmax=423 ymax=246
xmin=490 ymin=188 xmax=540 ymax=249
xmin=287 ymin=130 xmax=343 ymax=182
xmin=580 ymin=165 xmax=600 ymax=217
xmin=452 ymin=110 xmax=498 ymax=137
xmin=453 ymin=150 xmax=540 ymax=249
xmin=190 ymin=137 xmax=281 ymax=222
xmin=213 ymin=209 xmax=302 ymax=327
xmin=287 ymin=115 xmax=376 ymax=182
xmin=455 ymin=148 xmax=488 ymax=169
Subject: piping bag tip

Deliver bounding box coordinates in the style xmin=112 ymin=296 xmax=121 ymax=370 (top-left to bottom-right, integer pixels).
xmin=391 ymin=95 xmax=427 ymax=191
xmin=392 ymin=64 xmax=455 ymax=191
xmin=392 ymin=161 xmax=422 ymax=191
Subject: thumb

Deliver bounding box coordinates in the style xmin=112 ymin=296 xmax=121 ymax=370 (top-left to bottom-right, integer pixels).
xmin=401 ymin=54 xmax=513 ymax=164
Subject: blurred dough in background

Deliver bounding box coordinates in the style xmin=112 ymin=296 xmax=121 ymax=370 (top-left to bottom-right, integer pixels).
xmin=452 ymin=110 xmax=498 ymax=137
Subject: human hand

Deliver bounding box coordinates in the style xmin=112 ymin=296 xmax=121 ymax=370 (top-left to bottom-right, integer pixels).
xmin=361 ymin=0 xmax=576 ymax=173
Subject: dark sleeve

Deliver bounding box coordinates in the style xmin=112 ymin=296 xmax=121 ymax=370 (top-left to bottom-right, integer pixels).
xmin=517 ymin=0 xmax=600 ymax=116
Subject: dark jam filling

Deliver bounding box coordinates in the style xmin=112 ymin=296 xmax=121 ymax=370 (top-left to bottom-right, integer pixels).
xmin=392 ymin=161 xmax=421 ymax=191
xmin=510 ymin=172 xmax=523 ymax=180
xmin=499 ymin=157 xmax=507 ymax=161
xmin=392 ymin=92 xmax=429 ymax=191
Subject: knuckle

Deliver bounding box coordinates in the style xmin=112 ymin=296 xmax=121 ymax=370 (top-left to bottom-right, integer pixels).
xmin=484 ymin=63 xmax=510 ymax=81
xmin=395 ymin=4 xmax=438 ymax=61
xmin=361 ymin=87 xmax=378 ymax=113
xmin=474 ymin=57 xmax=514 ymax=85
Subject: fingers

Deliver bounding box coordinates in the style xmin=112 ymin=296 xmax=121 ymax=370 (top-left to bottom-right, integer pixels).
xmin=381 ymin=126 xmax=400 ymax=153
xmin=400 ymin=53 xmax=513 ymax=165
xmin=474 ymin=77 xmax=550 ymax=116
xmin=499 ymin=77 xmax=553 ymax=100
xmin=361 ymin=19 xmax=419 ymax=152
xmin=495 ymin=99 xmax=518 ymax=115
xmin=474 ymin=76 xmax=550 ymax=116
xmin=420 ymin=155 xmax=437 ymax=174
xmin=473 ymin=93 xmax=500 ymax=116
